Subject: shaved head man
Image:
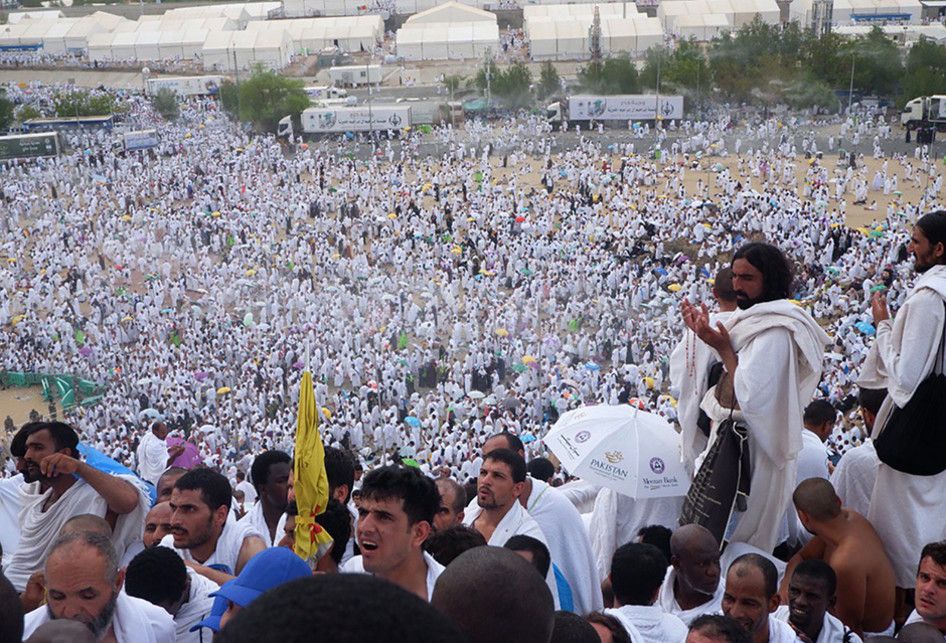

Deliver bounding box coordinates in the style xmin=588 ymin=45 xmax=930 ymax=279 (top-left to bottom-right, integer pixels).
xmin=433 ymin=478 xmax=466 ymax=532
xmin=432 ymin=545 xmax=554 ymax=643
xmin=722 ymin=554 xmax=797 ymax=643
xmin=659 ymin=525 xmax=724 ymax=625
xmin=143 ymin=502 xmax=173 ymax=548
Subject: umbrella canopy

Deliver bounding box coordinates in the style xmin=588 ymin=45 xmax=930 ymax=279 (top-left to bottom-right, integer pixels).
xmin=404 ymin=415 xmax=421 ymax=428
xmin=139 ymin=408 xmax=163 ymax=422
xmin=165 ymin=437 xmax=202 ymax=469
xmin=468 ymin=390 xmax=486 ymax=400
xmin=545 ymin=404 xmax=690 ymax=499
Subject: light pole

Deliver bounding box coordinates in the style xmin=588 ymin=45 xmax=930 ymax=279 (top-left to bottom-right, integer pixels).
xmin=847 ymin=54 xmax=855 ymax=115
xmin=484 ymin=48 xmax=492 ymax=112
xmin=366 ymin=54 xmax=373 ymax=142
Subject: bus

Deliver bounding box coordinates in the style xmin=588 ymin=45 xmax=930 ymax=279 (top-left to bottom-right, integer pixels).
xmin=22 ymin=115 xmax=115 ymax=132
xmin=0 ymin=132 xmax=61 ymax=161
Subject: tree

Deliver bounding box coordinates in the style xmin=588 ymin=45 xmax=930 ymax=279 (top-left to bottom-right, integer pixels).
xmin=493 ymin=61 xmax=533 ymax=109
xmin=54 ymin=91 xmax=115 ymax=117
xmin=844 ymin=27 xmax=903 ymax=98
xmin=15 ymin=104 xmax=41 ymax=123
xmin=579 ymin=58 xmax=640 ymax=94
xmin=799 ymin=30 xmax=847 ymax=88
xmin=0 ymin=91 xmax=13 ymax=132
xmin=537 ymin=62 xmax=560 ymax=99
xmin=221 ymin=68 xmax=309 ymax=132
xmin=475 ymin=60 xmax=499 ymax=93
xmin=443 ymin=74 xmax=466 ymax=98
xmin=899 ymin=37 xmax=946 ymax=106
xmin=152 ymin=88 xmax=180 ymax=121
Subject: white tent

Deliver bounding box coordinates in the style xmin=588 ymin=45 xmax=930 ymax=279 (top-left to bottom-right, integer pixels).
xmin=673 ymin=13 xmax=731 ymax=38
xmin=134 ymin=30 xmax=162 ymax=60
xmin=202 ymin=31 xmax=237 ymax=71
xmin=40 ymin=20 xmax=77 ymax=55
xmin=395 ymin=0 xmax=487 ymax=14
xmin=396 ymin=20 xmax=498 ymax=59
xmin=87 ymin=32 xmax=114 ymax=62
xmin=405 ymin=0 xmax=496 ymax=22
xmin=523 ymin=2 xmax=637 ymax=19
xmin=250 ymin=28 xmax=292 ymax=69
xmin=109 ymin=31 xmax=139 ymax=61
xmin=282 ymin=0 xmax=380 ymax=18
xmin=7 ymin=10 xmax=63 ymax=24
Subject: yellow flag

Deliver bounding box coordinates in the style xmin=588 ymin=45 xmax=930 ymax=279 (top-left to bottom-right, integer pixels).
xmin=293 ymin=370 xmax=333 ymax=564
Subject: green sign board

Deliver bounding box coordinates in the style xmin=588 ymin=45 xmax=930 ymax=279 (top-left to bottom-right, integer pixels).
xmin=0 ymin=133 xmax=59 ymax=161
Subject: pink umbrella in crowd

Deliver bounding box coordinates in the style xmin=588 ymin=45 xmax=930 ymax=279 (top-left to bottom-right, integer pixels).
xmin=166 ymin=436 xmax=202 ymax=469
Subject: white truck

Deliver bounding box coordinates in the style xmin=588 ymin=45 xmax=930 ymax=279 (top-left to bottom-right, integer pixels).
xmin=328 ymin=64 xmax=384 ymax=87
xmin=122 ymin=129 xmax=160 ymax=152
xmin=547 ymin=94 xmax=684 ymax=126
xmin=145 ymin=76 xmax=224 ymax=97
xmin=280 ymin=105 xmax=412 ymax=136
xmin=901 ymin=95 xmax=946 ymax=132
xmin=303 ymin=85 xmax=349 ymax=100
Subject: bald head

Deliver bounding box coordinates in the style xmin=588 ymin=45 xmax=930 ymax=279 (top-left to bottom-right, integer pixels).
xmin=792 ymin=478 xmax=842 ymax=522
xmin=896 ymin=623 xmax=946 ymax=643
xmin=432 ymin=546 xmax=554 ymax=643
xmin=671 ymin=525 xmax=721 ymax=596
xmin=59 ymin=514 xmax=112 ymax=538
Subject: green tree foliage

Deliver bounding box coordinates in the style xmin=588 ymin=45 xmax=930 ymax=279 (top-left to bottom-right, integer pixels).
xmin=151 ymin=88 xmax=180 ymax=121
xmin=476 ymin=61 xmax=534 ymax=109
xmin=799 ymin=30 xmax=847 ymax=88
xmin=537 ymin=62 xmax=561 ymax=99
xmin=899 ymin=36 xmax=946 ymax=106
xmin=579 ymin=58 xmax=640 ymax=94
xmin=220 ymin=68 xmax=309 ymax=132
xmin=708 ymin=18 xmax=797 ymax=102
xmin=443 ymin=74 xmax=466 ymax=97
xmin=54 ymin=91 xmax=115 ymax=117
xmin=0 ymin=91 xmax=13 ymax=132
xmin=844 ymin=27 xmax=903 ymax=98
xmin=16 ymin=105 xmax=42 ymax=123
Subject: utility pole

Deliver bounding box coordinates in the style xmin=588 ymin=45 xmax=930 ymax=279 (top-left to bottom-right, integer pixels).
xmin=589 ymin=5 xmax=602 ymax=62
xmin=484 ymin=47 xmax=492 ymax=112
xmin=367 ymin=54 xmax=373 ymax=141
xmin=847 ymin=54 xmax=855 ymax=115
xmin=233 ymin=48 xmax=242 ymax=119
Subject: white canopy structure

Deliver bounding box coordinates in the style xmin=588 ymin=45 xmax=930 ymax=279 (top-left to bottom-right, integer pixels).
xmin=525 ymin=5 xmax=663 ymax=58
xmin=243 ymin=15 xmax=383 ymax=54
xmin=790 ymin=0 xmax=921 ymax=23
xmin=395 ymin=0 xmax=487 ymax=15
xmin=673 ymin=13 xmax=731 ymax=39
xmin=396 ymin=2 xmax=499 ymax=60
xmin=7 ymin=10 xmax=63 ymax=24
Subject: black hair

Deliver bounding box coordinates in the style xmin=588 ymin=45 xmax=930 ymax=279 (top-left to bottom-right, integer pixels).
xmin=610 ymin=542 xmax=668 ymax=606
xmin=637 ymin=524 xmax=673 ymax=563
xmin=857 ymin=387 xmax=887 ymax=416
xmin=316 ymin=499 xmax=352 ymax=566
xmin=916 ymin=210 xmax=946 ymax=254
xmin=9 ymin=425 xmax=28 ymax=458
xmin=216 ymin=573 xmax=463 ymax=643
xmin=483 ymin=448 xmax=527 ymax=484
xmin=324 ymin=447 xmax=356 ymax=504
xmin=504 ymin=535 xmax=551 ymax=578
xmin=174 ymin=468 xmax=232 ymax=512
xmin=586 ymin=613 xmax=632 ymax=643
xmin=125 ymin=546 xmax=188 ymax=607
xmin=432 ymin=546 xmax=554 ymax=643
xmin=689 ymin=614 xmax=753 ymax=643
xmin=286 ymin=500 xmax=298 ymax=517
xmin=803 ymin=399 xmax=837 ymax=427
xmin=526 ymin=457 xmax=556 ymax=483
xmin=424 ymin=525 xmax=487 ymax=566
xmin=0 ymin=572 xmax=23 ymax=643
xmin=732 ymin=242 xmax=793 ymax=301
xmin=487 ymin=431 xmax=526 ymax=454
xmin=250 ymin=450 xmax=291 ymax=492
xmin=792 ymin=559 xmax=837 ymax=597
xmin=729 ymin=553 xmax=779 ymax=599
xmin=551 ymin=611 xmax=599 ymax=643
xmin=360 ymin=465 xmax=439 ymax=526
xmin=20 ymin=421 xmax=80 ymax=459
xmin=920 ymin=541 xmax=946 ymax=568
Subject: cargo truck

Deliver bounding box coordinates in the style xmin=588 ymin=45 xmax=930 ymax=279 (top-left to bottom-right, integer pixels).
xmin=279 ymin=105 xmax=412 ymax=136
xmin=145 ymin=76 xmax=223 ymax=97
xmin=901 ymin=95 xmax=946 ymax=132
xmin=547 ymin=94 xmax=684 ymax=126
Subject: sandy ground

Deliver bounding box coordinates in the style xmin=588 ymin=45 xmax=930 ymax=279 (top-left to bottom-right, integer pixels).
xmin=0 ymin=387 xmax=59 ymax=428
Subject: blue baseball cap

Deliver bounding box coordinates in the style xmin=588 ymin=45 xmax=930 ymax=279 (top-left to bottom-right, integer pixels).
xmin=210 ymin=547 xmax=311 ymax=608
xmin=190 ymin=594 xmax=227 ymax=633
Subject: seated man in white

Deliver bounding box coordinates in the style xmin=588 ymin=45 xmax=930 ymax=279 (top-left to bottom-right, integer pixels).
xmin=605 ymin=542 xmax=689 ymax=643
xmin=340 ymin=465 xmax=443 ymax=601
xmin=723 ymin=553 xmax=800 ymax=643
xmin=774 ymin=560 xmax=861 ymax=643
xmin=159 ymin=468 xmax=266 ymax=585
xmin=659 ymin=524 xmax=725 ymax=625
xmin=125 ymin=544 xmax=219 ymax=643
xmin=22 ymin=530 xmax=175 ymax=643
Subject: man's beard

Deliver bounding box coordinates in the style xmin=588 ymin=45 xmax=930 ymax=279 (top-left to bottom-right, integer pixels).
xmin=22 ymin=461 xmax=48 ymax=484
xmin=49 ymin=590 xmax=118 ymax=640
xmin=735 ymin=296 xmax=758 ymax=310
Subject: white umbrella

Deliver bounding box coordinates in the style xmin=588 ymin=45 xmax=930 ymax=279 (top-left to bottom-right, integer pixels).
xmin=545 ymin=404 xmax=690 ymax=499
xmin=467 ymin=390 xmax=485 ymax=400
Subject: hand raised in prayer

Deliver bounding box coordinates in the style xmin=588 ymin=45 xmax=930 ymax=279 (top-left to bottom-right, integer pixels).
xmin=39 ymin=452 xmax=82 ymax=478
xmin=871 ymin=291 xmax=890 ymax=325
xmin=682 ymin=299 xmax=733 ymax=354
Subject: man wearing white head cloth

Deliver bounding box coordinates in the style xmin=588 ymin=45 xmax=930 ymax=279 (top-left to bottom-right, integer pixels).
xmin=681 ymin=242 xmax=831 ymax=553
